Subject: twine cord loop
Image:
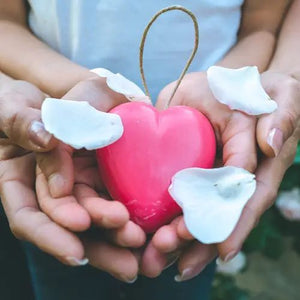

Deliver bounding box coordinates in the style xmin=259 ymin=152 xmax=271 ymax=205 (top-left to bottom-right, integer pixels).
xmin=139 ymin=6 xmax=199 ymax=107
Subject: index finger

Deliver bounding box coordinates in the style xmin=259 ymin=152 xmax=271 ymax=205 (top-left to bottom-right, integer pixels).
xmin=222 ymin=111 xmax=257 ymax=172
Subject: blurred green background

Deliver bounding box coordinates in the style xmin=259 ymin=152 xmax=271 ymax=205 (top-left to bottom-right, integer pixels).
xmin=212 ymin=144 xmax=300 ymax=300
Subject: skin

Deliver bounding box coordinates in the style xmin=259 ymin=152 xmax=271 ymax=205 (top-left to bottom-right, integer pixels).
xmin=0 ymin=75 xmax=145 ymax=282
xmin=145 ymin=1 xmax=300 ymax=281
xmin=146 ymin=71 xmax=300 ymax=280
xmin=0 ymin=0 xmax=294 ymax=281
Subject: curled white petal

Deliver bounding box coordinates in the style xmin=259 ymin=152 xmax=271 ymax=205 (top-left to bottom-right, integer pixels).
xmin=207 ymin=66 xmax=278 ymax=115
xmin=90 ymin=67 xmax=115 ymax=78
xmin=91 ymin=68 xmax=151 ymax=104
xmin=216 ymin=251 xmax=246 ymax=275
xmin=169 ymin=166 xmax=256 ymax=244
xmin=41 ymin=98 xmax=123 ymax=150
xmin=276 ymin=188 xmax=300 ymax=221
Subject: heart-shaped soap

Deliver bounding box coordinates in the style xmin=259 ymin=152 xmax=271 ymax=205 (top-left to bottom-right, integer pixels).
xmin=96 ymin=102 xmax=216 ymax=233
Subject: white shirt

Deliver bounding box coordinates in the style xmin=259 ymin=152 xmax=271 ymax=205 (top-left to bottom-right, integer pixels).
xmin=28 ymin=0 xmax=243 ymax=101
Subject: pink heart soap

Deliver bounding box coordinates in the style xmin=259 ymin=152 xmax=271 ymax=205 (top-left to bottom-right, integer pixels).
xmin=96 ymin=102 xmax=216 ymax=233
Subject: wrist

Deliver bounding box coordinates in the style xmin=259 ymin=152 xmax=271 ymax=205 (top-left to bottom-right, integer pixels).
xmin=33 ymin=64 xmax=94 ymax=98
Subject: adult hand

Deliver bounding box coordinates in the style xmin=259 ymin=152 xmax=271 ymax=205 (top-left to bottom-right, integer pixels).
xmin=146 ymin=71 xmax=300 ymax=281
xmin=217 ymin=71 xmax=300 ymax=260
xmin=0 ymin=79 xmax=143 ymax=282
xmin=34 ymin=75 xmax=146 ymax=244
xmin=141 ymin=71 xmax=258 ymax=279
xmin=0 ymin=79 xmax=57 ymax=153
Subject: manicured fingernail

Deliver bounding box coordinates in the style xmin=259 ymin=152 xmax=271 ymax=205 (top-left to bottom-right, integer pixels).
xmin=29 ymin=121 xmax=52 ymax=148
xmin=48 ymin=173 xmax=65 ymax=197
xmin=65 ymin=257 xmax=89 ymax=266
xmin=126 ymin=276 xmax=138 ymax=284
xmin=267 ymin=128 xmax=284 ymax=156
xmin=174 ymin=265 xmax=205 ymax=282
xmin=217 ymin=250 xmax=238 ymax=264
xmin=113 ymin=272 xmax=138 ymax=284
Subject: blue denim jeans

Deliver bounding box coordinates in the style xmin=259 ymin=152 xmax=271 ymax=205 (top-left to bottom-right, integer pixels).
xmin=23 ymin=242 xmax=215 ymax=300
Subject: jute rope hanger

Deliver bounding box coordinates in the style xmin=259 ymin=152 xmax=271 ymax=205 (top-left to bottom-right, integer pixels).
xmin=139 ymin=5 xmax=199 ymax=108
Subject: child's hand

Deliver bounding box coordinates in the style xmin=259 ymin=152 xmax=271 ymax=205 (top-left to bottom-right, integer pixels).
xmin=156 ymin=71 xmax=258 ymax=171
xmin=34 ymin=75 xmax=145 ymax=242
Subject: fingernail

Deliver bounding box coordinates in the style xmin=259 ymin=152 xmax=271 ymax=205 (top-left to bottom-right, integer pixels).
xmin=48 ymin=173 xmax=65 ymax=197
xmin=116 ymin=274 xmax=138 ymax=284
xmin=267 ymin=128 xmax=284 ymax=156
xmin=126 ymin=276 xmax=138 ymax=284
xmin=174 ymin=265 xmax=205 ymax=282
xmin=217 ymin=250 xmax=238 ymax=264
xmin=65 ymin=256 xmax=89 ymax=266
xmin=29 ymin=121 xmax=52 ymax=148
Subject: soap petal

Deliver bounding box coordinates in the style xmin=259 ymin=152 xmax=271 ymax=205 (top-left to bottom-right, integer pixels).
xmin=106 ymin=73 xmax=145 ymax=98
xmin=91 ymin=67 xmax=115 ymax=78
xmin=169 ymin=166 xmax=256 ymax=244
xmin=207 ymin=66 xmax=278 ymax=115
xmin=91 ymin=68 xmax=151 ymax=104
xmin=41 ymin=98 xmax=123 ymax=150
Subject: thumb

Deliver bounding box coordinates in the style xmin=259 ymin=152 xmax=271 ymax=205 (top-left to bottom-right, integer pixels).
xmin=156 ymin=81 xmax=183 ymax=110
xmin=222 ymin=112 xmax=257 ymax=172
xmin=258 ymin=74 xmax=300 ymax=157
xmin=257 ymin=108 xmax=298 ymax=157
xmin=0 ymin=92 xmax=57 ymax=152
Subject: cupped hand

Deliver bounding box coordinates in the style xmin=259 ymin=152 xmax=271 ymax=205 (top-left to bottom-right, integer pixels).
xmin=0 ymin=78 xmax=143 ymax=282
xmin=34 ymin=75 xmax=146 ymax=242
xmin=140 ymin=71 xmax=258 ymax=278
xmin=217 ymin=71 xmax=300 ymax=260
xmin=144 ymin=71 xmax=300 ymax=281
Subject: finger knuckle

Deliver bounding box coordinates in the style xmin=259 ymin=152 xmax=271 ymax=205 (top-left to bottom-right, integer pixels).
xmin=280 ymin=138 xmax=298 ymax=167
xmin=281 ymin=109 xmax=298 ymax=136
xmin=243 ymin=204 xmax=261 ymax=227
xmin=4 ymin=111 xmax=19 ymax=139
xmin=9 ymin=220 xmax=23 ymax=240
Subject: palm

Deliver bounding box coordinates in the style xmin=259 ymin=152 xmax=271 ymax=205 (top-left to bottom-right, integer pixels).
xmin=157 ymin=72 xmax=257 ymax=170
xmin=141 ymin=71 xmax=258 ymax=277
xmin=0 ymin=77 xmax=142 ymax=281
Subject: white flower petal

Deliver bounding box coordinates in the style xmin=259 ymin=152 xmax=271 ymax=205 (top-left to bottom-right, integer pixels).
xmin=90 ymin=68 xmax=115 ymax=78
xmin=41 ymin=98 xmax=123 ymax=150
xmin=207 ymin=66 xmax=278 ymax=115
xmin=276 ymin=188 xmax=300 ymax=221
xmin=91 ymin=68 xmax=151 ymax=104
xmin=169 ymin=166 xmax=256 ymax=244
xmin=106 ymin=73 xmax=145 ymax=97
xmin=216 ymin=251 xmax=246 ymax=275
